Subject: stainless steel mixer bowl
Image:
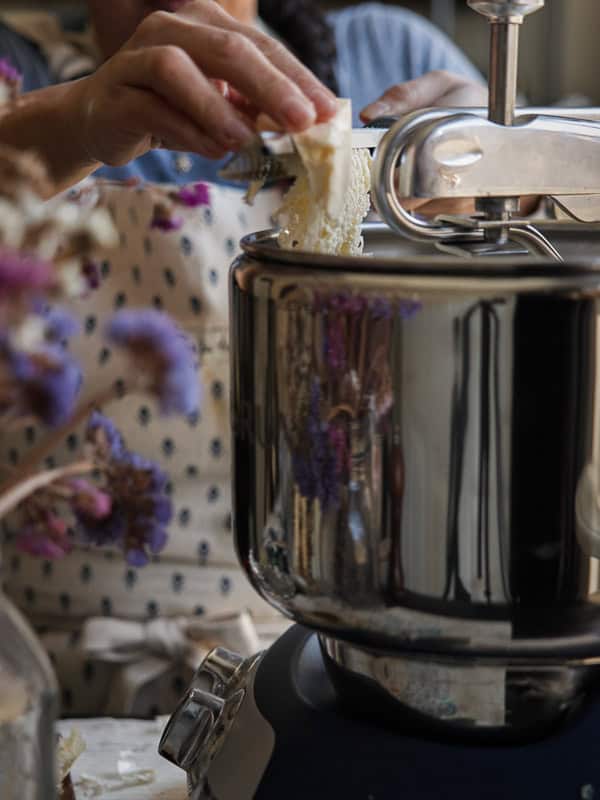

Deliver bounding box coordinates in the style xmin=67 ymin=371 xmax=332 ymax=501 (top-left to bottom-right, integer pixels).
xmin=231 ymin=224 xmax=600 ymax=663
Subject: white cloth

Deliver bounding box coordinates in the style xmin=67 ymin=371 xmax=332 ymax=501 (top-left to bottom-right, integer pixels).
xmin=80 ymin=612 xmax=260 ymax=715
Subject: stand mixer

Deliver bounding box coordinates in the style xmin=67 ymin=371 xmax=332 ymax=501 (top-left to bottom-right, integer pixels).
xmin=160 ymin=2 xmax=600 ymax=797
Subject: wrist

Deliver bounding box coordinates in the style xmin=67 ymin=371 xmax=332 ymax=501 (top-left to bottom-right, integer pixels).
xmin=58 ymin=79 xmax=102 ymax=175
xmin=0 ymin=81 xmax=101 ymax=197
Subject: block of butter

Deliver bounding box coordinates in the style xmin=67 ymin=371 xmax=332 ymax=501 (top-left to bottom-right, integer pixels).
xmin=290 ymin=98 xmax=352 ymax=220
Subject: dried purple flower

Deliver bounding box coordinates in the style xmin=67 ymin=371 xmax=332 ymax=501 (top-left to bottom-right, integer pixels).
xmin=371 ymin=298 xmax=393 ymax=320
xmin=398 ymin=299 xmax=423 ymax=320
xmin=150 ymin=202 xmax=184 ymax=232
xmin=324 ymin=314 xmax=346 ymax=371
xmin=76 ymin=503 xmax=126 ymax=547
xmin=16 ymin=513 xmax=72 ymax=560
xmin=0 ymin=248 xmax=53 ymax=298
xmin=81 ymin=415 xmax=173 ymax=562
xmin=7 ymin=344 xmax=81 ymax=426
xmin=328 ymin=423 xmax=349 ymax=478
xmin=107 ymin=310 xmax=200 ymax=416
xmin=86 ymin=412 xmax=126 ymax=459
xmin=69 ymin=479 xmax=112 ymax=520
xmin=292 ymin=379 xmax=339 ymax=510
xmin=174 ymin=182 xmax=210 ymax=208
xmin=113 ymin=452 xmax=172 ymax=563
xmin=151 ymin=215 xmax=184 ymax=232
xmin=41 ymin=307 xmax=80 ymax=342
xmin=82 ymin=260 xmax=101 ymax=291
xmin=0 ymin=58 xmax=21 ymax=85
xmin=0 ymin=58 xmax=22 ymax=102
xmin=329 ymin=293 xmax=367 ymax=316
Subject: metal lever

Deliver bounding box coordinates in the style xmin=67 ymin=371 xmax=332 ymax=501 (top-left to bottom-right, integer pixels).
xmin=395 ymin=113 xmax=600 ymax=200
xmin=467 ymin=1 xmax=545 ymax=238
xmin=468 ymin=2 xmax=545 ymax=126
xmin=371 ymin=108 xmax=600 ymax=256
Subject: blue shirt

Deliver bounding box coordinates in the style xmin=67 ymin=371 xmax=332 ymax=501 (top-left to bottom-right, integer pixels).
xmin=0 ymin=3 xmax=481 ymax=185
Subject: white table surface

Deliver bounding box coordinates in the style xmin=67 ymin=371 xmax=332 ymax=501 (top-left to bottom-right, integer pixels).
xmin=58 ymin=718 xmax=187 ymax=800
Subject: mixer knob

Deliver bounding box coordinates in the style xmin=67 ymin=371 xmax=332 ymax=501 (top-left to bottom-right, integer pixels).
xmin=159 ymin=647 xmax=247 ymax=772
xmin=194 ymin=647 xmax=245 ymax=696
xmin=158 ymin=687 xmax=226 ymax=771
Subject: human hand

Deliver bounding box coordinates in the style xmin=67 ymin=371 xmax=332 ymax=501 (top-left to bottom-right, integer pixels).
xmin=360 ymin=70 xmax=487 ymax=124
xmin=360 ymin=71 xmax=488 ymax=218
xmin=67 ymin=0 xmax=338 ymax=168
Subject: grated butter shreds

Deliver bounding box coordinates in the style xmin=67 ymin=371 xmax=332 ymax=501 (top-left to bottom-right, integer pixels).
xmin=276 ymin=148 xmax=372 ymax=256
xmin=275 ymin=98 xmax=372 ymax=256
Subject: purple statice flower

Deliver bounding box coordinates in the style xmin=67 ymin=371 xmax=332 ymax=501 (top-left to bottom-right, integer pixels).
xmin=150 ymin=202 xmax=184 ymax=232
xmin=324 ymin=314 xmax=346 ymax=371
xmin=0 ymin=248 xmax=53 ymax=299
xmin=110 ymin=451 xmax=172 ymax=565
xmin=398 ymin=299 xmax=423 ymax=320
xmin=151 ymin=214 xmax=184 ymax=232
xmin=328 ymin=423 xmax=350 ymax=479
xmin=86 ymin=411 xmax=126 ymax=459
xmin=0 ymin=58 xmax=21 ymax=85
xmin=0 ymin=58 xmax=22 ymax=102
xmin=79 ymin=420 xmax=173 ymax=563
xmin=7 ymin=344 xmax=81 ymax=426
xmin=292 ymin=379 xmax=339 ymax=510
xmin=76 ymin=502 xmax=126 ymax=547
xmin=82 ymin=260 xmax=101 ymax=291
xmin=371 ymin=298 xmax=393 ymax=320
xmin=107 ymin=310 xmax=200 ymax=416
xmin=174 ymin=182 xmax=210 ymax=208
xmin=69 ymin=479 xmax=112 ymax=520
xmin=127 ymin=523 xmax=168 ymax=567
xmin=41 ymin=307 xmax=81 ymax=342
xmin=16 ymin=514 xmax=72 ymax=560
xmin=329 ymin=292 xmax=367 ymax=317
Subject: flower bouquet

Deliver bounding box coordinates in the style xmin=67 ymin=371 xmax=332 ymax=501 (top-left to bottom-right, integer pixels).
xmin=0 ymin=59 xmax=208 ymax=800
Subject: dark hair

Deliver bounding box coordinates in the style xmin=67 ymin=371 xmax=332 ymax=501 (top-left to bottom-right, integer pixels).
xmin=258 ymin=0 xmax=339 ymax=94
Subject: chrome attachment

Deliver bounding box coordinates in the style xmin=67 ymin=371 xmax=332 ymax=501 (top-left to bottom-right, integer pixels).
xmin=371 ymin=107 xmax=600 ymax=259
xmin=159 ymin=647 xmax=263 ymax=792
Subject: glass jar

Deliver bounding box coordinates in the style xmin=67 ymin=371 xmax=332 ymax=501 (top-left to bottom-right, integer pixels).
xmin=0 ymin=587 xmax=58 ymax=799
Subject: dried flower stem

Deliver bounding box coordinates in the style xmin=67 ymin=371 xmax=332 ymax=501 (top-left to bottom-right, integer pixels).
xmin=0 ymin=459 xmax=93 ymax=519
xmin=14 ymin=382 xmax=125 ymax=478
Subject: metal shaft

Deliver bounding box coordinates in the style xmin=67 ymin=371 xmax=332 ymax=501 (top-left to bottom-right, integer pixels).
xmin=488 ymin=20 xmax=520 ymax=125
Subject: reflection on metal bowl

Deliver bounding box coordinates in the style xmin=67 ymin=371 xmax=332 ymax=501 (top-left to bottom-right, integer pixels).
xmin=231 ymin=224 xmax=600 ymax=730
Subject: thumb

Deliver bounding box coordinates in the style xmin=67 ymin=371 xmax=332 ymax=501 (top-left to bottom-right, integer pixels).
xmin=360 ymin=70 xmax=459 ymax=123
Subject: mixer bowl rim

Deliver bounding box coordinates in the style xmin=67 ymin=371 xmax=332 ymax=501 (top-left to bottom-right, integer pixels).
xmin=240 ymin=225 xmax=600 ymax=281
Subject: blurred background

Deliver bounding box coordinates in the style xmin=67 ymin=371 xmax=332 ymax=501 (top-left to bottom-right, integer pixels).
xmin=1 ymin=0 xmax=599 ymax=104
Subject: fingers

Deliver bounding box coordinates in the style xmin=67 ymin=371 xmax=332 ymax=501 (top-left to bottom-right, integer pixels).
xmin=84 ymin=81 xmax=228 ymax=165
xmin=126 ymin=88 xmax=229 ymax=159
xmin=132 ymin=8 xmax=337 ymax=131
xmin=239 ymin=26 xmax=339 ymax=122
xmin=401 ymin=197 xmax=477 ymax=216
xmin=116 ymin=46 xmax=255 ymax=152
xmin=360 ymin=70 xmax=480 ymax=123
xmin=181 ymin=2 xmax=338 ymax=119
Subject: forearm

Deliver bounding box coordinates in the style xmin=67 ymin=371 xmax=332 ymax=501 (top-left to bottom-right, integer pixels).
xmin=0 ymin=81 xmax=100 ymax=197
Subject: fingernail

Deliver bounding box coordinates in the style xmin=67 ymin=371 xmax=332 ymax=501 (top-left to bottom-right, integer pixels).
xmin=281 ymin=97 xmax=316 ymax=129
xmin=361 ymin=101 xmax=392 ymax=121
xmin=313 ymin=89 xmax=338 ymax=116
xmin=224 ymin=119 xmax=254 ymax=149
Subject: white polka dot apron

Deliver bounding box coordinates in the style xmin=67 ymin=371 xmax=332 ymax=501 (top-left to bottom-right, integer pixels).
xmin=1 ymin=181 xmax=290 ymax=716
